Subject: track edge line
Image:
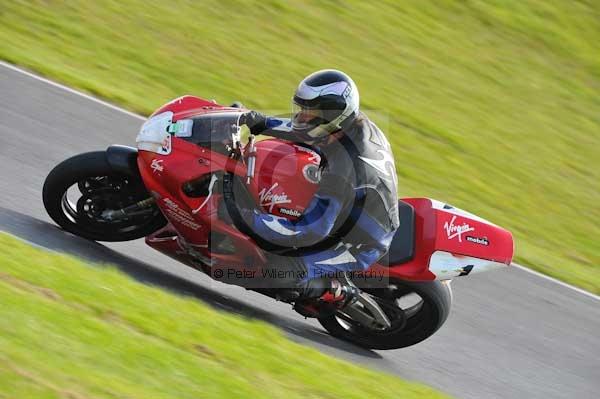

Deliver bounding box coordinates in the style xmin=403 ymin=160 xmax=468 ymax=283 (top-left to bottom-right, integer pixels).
xmin=0 ymin=60 xmax=146 ymax=121
xmin=511 ymin=263 xmax=599 ymax=301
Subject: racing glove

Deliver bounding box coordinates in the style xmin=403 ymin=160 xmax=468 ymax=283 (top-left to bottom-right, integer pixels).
xmin=239 ymin=110 xmax=267 ymax=135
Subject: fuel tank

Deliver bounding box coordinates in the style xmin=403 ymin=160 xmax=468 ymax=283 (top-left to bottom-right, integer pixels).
xmin=250 ymin=139 xmax=321 ymax=220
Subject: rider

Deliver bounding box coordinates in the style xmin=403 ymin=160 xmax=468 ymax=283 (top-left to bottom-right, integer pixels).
xmin=238 ymin=69 xmax=399 ymax=310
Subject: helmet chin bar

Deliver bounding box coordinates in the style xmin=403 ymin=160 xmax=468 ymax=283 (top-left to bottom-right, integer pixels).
xmin=304 ymin=107 xmax=355 ymax=141
xmin=307 ymin=123 xmax=335 ymax=139
xmin=292 ymin=109 xmax=347 ymax=140
xmin=293 ymin=119 xmax=340 ymax=144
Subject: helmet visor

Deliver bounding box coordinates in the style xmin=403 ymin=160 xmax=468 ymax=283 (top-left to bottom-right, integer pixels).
xmin=291 ymin=102 xmax=330 ymax=138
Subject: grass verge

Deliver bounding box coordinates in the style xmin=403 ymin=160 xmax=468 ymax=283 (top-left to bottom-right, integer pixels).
xmin=0 ymin=1 xmax=598 ymax=293
xmin=0 ymin=233 xmax=449 ymax=398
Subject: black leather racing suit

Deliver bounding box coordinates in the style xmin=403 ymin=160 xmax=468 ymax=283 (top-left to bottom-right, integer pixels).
xmin=239 ymin=112 xmax=399 ymax=292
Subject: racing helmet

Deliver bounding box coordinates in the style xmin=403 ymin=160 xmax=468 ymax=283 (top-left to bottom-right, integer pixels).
xmin=292 ymin=69 xmax=360 ymax=142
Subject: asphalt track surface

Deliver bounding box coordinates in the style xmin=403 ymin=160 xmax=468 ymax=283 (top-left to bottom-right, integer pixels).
xmin=1 ymin=62 xmax=598 ymax=399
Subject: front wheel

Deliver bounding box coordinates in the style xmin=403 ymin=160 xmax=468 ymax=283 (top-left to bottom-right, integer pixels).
xmin=318 ymin=280 xmax=452 ymax=350
xmin=43 ymin=151 xmax=166 ymax=241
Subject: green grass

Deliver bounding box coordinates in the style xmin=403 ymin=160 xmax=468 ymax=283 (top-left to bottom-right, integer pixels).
xmin=1 ymin=1 xmax=599 ymax=293
xmin=0 ymin=233 xmax=449 ymax=398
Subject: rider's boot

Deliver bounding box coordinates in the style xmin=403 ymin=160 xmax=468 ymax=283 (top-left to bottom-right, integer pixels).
xmin=319 ymin=279 xmax=360 ymax=307
xmin=293 ymin=278 xmax=359 ymax=318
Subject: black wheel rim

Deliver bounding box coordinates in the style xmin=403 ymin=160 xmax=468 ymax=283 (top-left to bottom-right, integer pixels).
xmin=334 ymin=285 xmax=432 ymax=337
xmin=60 ymin=174 xmax=161 ymax=236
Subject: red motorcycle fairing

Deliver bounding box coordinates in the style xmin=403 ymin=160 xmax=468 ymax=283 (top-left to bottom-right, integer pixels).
xmin=137 ymin=136 xmax=323 ymax=269
xmin=368 ymin=198 xmax=514 ymax=282
xmin=137 ymin=96 xmax=321 ymax=274
xmin=138 ymin=95 xmax=514 ymax=282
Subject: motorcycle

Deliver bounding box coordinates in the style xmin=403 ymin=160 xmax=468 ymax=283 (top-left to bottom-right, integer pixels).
xmin=43 ymin=95 xmax=514 ymax=350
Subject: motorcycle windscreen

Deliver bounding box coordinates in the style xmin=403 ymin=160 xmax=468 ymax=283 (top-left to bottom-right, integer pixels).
xmin=182 ymin=112 xmax=243 ymax=156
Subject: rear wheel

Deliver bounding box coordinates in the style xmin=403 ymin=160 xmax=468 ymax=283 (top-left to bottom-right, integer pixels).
xmin=318 ymin=280 xmax=452 ymax=350
xmin=43 ymin=151 xmax=166 ymax=241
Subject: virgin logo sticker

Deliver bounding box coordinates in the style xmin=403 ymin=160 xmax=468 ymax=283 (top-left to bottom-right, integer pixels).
xmin=443 ymin=215 xmax=475 ymax=243
xmin=259 ymin=182 xmax=291 ymax=212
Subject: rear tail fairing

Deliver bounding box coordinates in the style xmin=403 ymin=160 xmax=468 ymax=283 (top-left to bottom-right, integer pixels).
xmin=371 ymin=198 xmax=514 ymax=281
xmin=427 ymin=200 xmax=513 ymax=279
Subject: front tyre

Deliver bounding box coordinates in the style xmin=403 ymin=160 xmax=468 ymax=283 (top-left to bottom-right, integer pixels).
xmin=43 ymin=151 xmax=166 ymax=241
xmin=318 ymin=280 xmax=452 ymax=350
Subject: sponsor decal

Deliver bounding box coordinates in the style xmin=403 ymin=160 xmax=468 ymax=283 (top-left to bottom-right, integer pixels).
xmin=167 ymin=119 xmax=193 ymax=138
xmin=342 ymin=84 xmax=352 ymax=99
xmin=302 ymin=164 xmax=321 ymax=184
xmin=279 ymin=207 xmax=302 ymax=218
xmin=151 ymin=159 xmax=164 ymax=174
xmin=162 ymin=198 xmax=200 ymax=230
xmin=466 ymin=235 xmax=489 ymax=246
xmin=258 ymin=182 xmax=291 ymax=212
xmin=443 ymin=215 xmax=475 ymax=243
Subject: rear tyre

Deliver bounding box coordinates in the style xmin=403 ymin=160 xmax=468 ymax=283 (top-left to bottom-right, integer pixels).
xmin=318 ymin=280 xmax=452 ymax=350
xmin=43 ymin=151 xmax=166 ymax=241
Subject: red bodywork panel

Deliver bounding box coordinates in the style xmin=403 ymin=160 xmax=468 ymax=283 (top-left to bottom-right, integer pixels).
xmin=370 ymin=198 xmax=514 ymax=281
xmin=151 ymin=95 xmax=235 ymax=118
xmin=250 ymin=139 xmax=320 ymax=219
xmin=138 ymin=96 xmax=514 ymax=281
